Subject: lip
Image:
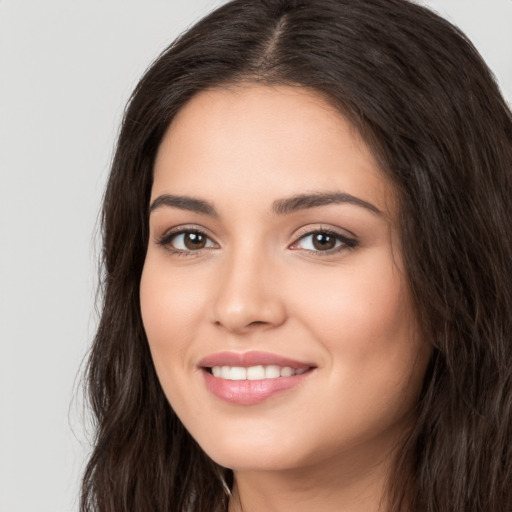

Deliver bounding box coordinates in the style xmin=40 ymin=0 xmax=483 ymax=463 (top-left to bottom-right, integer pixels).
xmin=198 ymin=351 xmax=316 ymax=405
xmin=198 ymin=350 xmax=313 ymax=369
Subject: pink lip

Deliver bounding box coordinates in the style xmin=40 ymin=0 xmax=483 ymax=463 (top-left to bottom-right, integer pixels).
xmin=198 ymin=351 xmax=315 ymax=405
xmin=198 ymin=350 xmax=313 ymax=369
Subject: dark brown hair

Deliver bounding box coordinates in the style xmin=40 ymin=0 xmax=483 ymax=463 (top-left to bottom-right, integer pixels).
xmin=81 ymin=1 xmax=512 ymax=510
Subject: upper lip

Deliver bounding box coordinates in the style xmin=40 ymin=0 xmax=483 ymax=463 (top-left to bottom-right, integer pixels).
xmin=198 ymin=351 xmax=315 ymax=370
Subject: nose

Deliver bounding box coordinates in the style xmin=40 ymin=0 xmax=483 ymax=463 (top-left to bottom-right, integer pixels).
xmin=209 ymin=249 xmax=287 ymax=335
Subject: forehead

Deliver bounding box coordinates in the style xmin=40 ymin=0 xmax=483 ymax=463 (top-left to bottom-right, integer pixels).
xmin=152 ymin=84 xmax=394 ymax=217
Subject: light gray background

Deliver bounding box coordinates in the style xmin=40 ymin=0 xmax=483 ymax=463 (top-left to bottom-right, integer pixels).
xmin=0 ymin=1 xmax=510 ymax=511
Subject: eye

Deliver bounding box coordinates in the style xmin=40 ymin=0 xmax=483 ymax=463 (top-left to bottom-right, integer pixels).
xmin=158 ymin=229 xmax=217 ymax=252
xmin=291 ymin=229 xmax=357 ymax=252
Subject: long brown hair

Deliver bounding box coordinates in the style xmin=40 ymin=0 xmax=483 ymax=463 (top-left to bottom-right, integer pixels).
xmin=81 ymin=1 xmax=512 ymax=510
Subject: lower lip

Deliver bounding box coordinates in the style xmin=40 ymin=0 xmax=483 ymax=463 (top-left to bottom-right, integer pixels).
xmin=202 ymin=369 xmax=313 ymax=405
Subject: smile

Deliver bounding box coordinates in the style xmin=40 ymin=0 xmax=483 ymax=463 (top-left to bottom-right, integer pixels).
xmin=210 ymin=365 xmax=309 ymax=380
xmin=199 ymin=351 xmax=315 ymax=405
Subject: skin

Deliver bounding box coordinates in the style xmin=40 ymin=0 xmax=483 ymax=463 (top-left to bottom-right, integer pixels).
xmin=140 ymin=85 xmax=431 ymax=512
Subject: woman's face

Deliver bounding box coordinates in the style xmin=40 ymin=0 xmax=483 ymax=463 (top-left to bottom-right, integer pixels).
xmin=140 ymin=85 xmax=431 ymax=472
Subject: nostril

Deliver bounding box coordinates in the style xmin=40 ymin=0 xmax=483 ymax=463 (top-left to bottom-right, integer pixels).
xmin=247 ymin=321 xmax=268 ymax=327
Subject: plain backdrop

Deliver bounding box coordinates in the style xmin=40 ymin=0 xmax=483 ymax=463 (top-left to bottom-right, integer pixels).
xmin=0 ymin=1 xmax=510 ymax=511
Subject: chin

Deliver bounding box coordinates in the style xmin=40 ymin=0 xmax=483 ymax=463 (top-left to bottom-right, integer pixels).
xmin=190 ymin=421 xmax=327 ymax=472
xmin=205 ymin=444 xmax=306 ymax=472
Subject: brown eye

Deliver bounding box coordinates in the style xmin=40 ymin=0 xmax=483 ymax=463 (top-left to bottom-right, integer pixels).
xmin=164 ymin=230 xmax=216 ymax=252
xmin=312 ymin=232 xmax=336 ymax=250
xmin=292 ymin=229 xmax=357 ymax=253
xmin=183 ymin=232 xmax=206 ymax=250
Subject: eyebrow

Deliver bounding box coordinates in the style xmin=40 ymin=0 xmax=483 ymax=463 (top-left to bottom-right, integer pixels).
xmin=272 ymin=192 xmax=381 ymax=216
xmin=149 ymin=192 xmax=381 ymax=216
xmin=149 ymin=194 xmax=217 ymax=216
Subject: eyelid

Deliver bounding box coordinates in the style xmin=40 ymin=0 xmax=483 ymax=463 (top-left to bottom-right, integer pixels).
xmin=155 ymin=224 xmax=219 ymax=252
xmin=289 ymin=226 xmax=358 ymax=253
xmin=292 ymin=223 xmax=357 ymax=240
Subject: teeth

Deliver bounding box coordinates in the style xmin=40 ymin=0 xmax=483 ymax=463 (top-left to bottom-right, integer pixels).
xmin=229 ymin=367 xmax=247 ymax=380
xmin=247 ymin=365 xmax=265 ymax=380
xmin=210 ymin=365 xmax=308 ymax=380
xmin=280 ymin=366 xmax=294 ymax=377
xmin=265 ymin=365 xmax=281 ymax=378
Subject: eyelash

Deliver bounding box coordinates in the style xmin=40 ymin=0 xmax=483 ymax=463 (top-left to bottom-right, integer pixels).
xmin=156 ymin=227 xmax=216 ymax=257
xmin=291 ymin=228 xmax=357 ymax=255
xmin=156 ymin=227 xmax=357 ymax=257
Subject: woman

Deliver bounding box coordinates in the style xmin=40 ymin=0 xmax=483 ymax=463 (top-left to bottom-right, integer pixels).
xmin=81 ymin=0 xmax=512 ymax=510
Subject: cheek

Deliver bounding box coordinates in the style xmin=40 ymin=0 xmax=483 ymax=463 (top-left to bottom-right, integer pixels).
xmin=139 ymin=260 xmax=210 ymax=426
xmin=139 ymin=257 xmax=208 ymax=377
xmin=289 ymin=251 xmax=411 ymax=348
xmin=286 ymin=250 xmax=424 ymax=406
xmin=140 ymin=253 xmax=209 ymax=332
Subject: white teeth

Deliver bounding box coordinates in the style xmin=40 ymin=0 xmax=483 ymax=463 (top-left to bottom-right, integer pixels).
xmin=280 ymin=366 xmax=294 ymax=377
xmin=247 ymin=365 xmax=265 ymax=380
xmin=229 ymin=367 xmax=247 ymax=380
xmin=265 ymin=365 xmax=281 ymax=378
xmin=210 ymin=365 xmax=309 ymax=380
